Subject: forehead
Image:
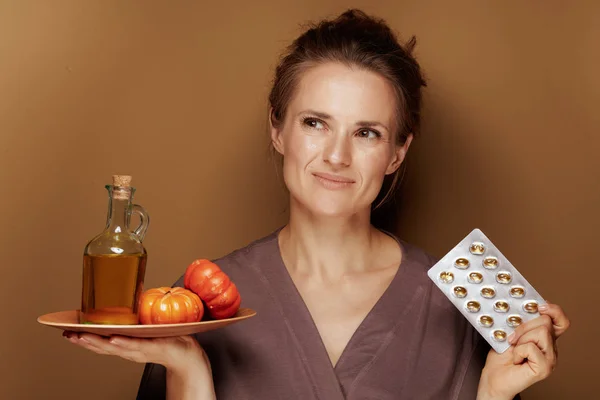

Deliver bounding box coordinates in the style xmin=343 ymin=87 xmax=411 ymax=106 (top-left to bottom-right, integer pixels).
xmin=289 ymin=62 xmax=397 ymax=127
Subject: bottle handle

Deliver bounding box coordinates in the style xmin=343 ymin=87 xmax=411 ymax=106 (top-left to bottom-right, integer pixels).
xmin=130 ymin=204 xmax=150 ymax=242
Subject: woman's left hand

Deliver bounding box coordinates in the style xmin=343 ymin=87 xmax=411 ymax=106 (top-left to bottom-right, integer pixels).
xmin=476 ymin=301 xmax=570 ymax=400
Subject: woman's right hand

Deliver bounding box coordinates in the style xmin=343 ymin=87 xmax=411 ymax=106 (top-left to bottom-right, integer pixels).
xmin=63 ymin=331 xmax=216 ymax=400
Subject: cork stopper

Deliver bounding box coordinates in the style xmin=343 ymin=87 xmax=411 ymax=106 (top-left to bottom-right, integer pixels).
xmin=112 ymin=175 xmax=132 ymax=200
xmin=112 ymin=175 xmax=132 ymax=187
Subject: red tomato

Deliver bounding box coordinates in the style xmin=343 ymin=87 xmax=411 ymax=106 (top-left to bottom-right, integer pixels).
xmin=184 ymin=259 xmax=241 ymax=319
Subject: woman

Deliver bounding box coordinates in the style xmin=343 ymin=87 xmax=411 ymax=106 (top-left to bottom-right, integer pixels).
xmin=65 ymin=9 xmax=570 ymax=400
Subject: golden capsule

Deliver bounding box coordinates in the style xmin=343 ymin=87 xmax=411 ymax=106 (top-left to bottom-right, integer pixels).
xmin=506 ymin=315 xmax=523 ymax=327
xmin=468 ymin=272 xmax=483 ymax=284
xmin=466 ymin=301 xmax=481 ymax=313
xmin=496 ymin=272 xmax=512 ymax=284
xmin=470 ymin=242 xmax=485 ymax=255
xmin=454 ymin=257 xmax=470 ymax=269
xmin=480 ymin=287 xmax=496 ymax=299
xmin=478 ymin=315 xmax=494 ymax=327
xmin=453 ymin=286 xmax=468 ymax=298
xmin=483 ymin=257 xmax=499 ymax=269
xmin=523 ymin=301 xmax=539 ymax=314
xmin=493 ymin=301 xmax=509 ymax=313
xmin=439 ymin=271 xmax=454 ymax=284
xmin=509 ymin=286 xmax=525 ymax=298
xmin=493 ymin=329 xmax=507 ymax=342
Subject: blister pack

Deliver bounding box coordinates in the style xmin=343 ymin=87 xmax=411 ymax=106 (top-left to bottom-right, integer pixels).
xmin=427 ymin=228 xmax=546 ymax=353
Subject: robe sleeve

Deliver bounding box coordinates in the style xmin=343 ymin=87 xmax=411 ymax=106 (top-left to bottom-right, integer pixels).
xmin=136 ymin=363 xmax=167 ymax=400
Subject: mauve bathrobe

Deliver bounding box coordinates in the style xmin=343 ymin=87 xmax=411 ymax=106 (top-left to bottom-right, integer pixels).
xmin=136 ymin=228 xmax=520 ymax=399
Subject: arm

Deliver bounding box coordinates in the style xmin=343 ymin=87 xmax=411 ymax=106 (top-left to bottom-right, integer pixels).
xmin=136 ymin=361 xmax=216 ymax=400
xmin=166 ymin=361 xmax=216 ymax=400
xmin=132 ymin=336 xmax=215 ymax=400
xmin=62 ymin=331 xmax=215 ymax=400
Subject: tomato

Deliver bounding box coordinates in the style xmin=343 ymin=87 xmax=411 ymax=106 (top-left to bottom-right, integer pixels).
xmin=138 ymin=287 xmax=204 ymax=325
xmin=184 ymin=259 xmax=242 ymax=319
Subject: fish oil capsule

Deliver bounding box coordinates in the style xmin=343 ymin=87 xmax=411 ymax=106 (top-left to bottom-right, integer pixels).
xmin=454 ymin=258 xmax=470 ymax=269
xmin=496 ymin=272 xmax=512 ymax=284
xmin=478 ymin=315 xmax=494 ymax=327
xmin=466 ymin=301 xmax=481 ymax=313
xmin=439 ymin=271 xmax=454 ymax=284
xmin=523 ymin=301 xmax=539 ymax=314
xmin=468 ymin=272 xmax=483 ymax=284
xmin=509 ymin=286 xmax=525 ymax=298
xmin=453 ymin=286 xmax=468 ymax=298
xmin=480 ymin=286 xmax=496 ymax=299
xmin=506 ymin=315 xmax=523 ymax=327
xmin=493 ymin=300 xmax=509 ymax=313
xmin=470 ymin=242 xmax=485 ymax=255
xmin=483 ymin=256 xmax=499 ymax=269
xmin=492 ymin=329 xmax=507 ymax=342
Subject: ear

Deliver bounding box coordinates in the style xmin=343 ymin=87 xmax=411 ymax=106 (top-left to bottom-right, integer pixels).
xmin=269 ymin=108 xmax=285 ymax=155
xmin=385 ymin=133 xmax=413 ymax=175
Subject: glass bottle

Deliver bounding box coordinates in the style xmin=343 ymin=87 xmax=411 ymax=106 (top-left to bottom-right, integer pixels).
xmin=80 ymin=175 xmax=150 ymax=325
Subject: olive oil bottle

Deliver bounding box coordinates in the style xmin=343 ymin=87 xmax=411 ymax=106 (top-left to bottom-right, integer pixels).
xmin=80 ymin=175 xmax=150 ymax=325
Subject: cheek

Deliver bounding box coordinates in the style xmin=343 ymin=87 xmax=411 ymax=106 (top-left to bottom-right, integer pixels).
xmin=356 ymin=149 xmax=393 ymax=184
xmin=284 ymin=130 xmax=321 ymax=166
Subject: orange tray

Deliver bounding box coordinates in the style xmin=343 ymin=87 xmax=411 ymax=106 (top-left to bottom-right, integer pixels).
xmin=37 ymin=308 xmax=256 ymax=338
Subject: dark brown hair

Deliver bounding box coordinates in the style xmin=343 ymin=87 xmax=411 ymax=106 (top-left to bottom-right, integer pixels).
xmin=268 ymin=9 xmax=427 ymax=217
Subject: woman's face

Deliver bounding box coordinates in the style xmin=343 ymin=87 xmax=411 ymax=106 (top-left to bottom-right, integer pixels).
xmin=271 ymin=62 xmax=412 ymax=218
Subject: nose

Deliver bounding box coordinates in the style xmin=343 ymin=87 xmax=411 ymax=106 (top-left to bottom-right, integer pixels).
xmin=323 ymin=132 xmax=351 ymax=168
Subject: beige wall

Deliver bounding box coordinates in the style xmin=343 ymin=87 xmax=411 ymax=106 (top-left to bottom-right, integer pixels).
xmin=1 ymin=1 xmax=597 ymax=399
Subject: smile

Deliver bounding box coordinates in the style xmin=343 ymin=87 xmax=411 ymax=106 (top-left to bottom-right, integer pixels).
xmin=312 ymin=172 xmax=355 ymax=189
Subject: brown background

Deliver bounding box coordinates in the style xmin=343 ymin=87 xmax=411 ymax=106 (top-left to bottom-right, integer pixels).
xmin=1 ymin=1 xmax=597 ymax=399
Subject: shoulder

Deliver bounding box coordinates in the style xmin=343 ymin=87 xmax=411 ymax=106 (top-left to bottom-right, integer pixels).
xmin=172 ymin=227 xmax=282 ymax=288
xmin=212 ymin=227 xmax=282 ymax=271
xmin=397 ymin=237 xmax=439 ymax=270
xmin=390 ymin=234 xmax=466 ymax=314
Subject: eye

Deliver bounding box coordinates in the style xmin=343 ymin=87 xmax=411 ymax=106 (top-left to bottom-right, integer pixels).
xmin=356 ymin=129 xmax=381 ymax=140
xmin=302 ymin=117 xmax=325 ymax=130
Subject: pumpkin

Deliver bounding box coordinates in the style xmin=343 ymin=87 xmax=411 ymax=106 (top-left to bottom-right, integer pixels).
xmin=184 ymin=259 xmax=241 ymax=319
xmin=138 ymin=287 xmax=204 ymax=325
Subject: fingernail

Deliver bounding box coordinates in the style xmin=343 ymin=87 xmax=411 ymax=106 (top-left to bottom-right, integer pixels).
xmin=539 ymin=304 xmax=549 ymax=311
xmin=109 ymin=338 xmax=122 ymax=346
xmin=508 ymin=332 xmax=516 ymax=344
xmin=79 ymin=336 xmax=90 ymax=344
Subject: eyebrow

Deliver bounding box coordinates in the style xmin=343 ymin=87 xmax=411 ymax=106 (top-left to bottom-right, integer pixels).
xmin=298 ymin=109 xmax=390 ymax=132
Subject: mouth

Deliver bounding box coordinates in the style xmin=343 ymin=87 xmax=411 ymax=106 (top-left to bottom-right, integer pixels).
xmin=312 ymin=172 xmax=355 ymax=188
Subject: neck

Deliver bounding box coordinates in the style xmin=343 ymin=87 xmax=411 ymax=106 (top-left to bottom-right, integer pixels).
xmin=278 ymin=200 xmax=383 ymax=280
xmin=107 ymin=197 xmax=129 ymax=233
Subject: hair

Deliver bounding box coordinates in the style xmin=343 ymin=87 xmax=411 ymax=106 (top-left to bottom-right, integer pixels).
xmin=267 ymin=9 xmax=427 ymax=228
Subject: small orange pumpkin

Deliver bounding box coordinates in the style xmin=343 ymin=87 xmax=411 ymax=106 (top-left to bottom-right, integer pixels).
xmin=184 ymin=259 xmax=241 ymax=320
xmin=138 ymin=287 xmax=204 ymax=325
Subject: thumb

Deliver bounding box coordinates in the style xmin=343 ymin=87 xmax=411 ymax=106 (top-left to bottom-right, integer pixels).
xmin=513 ymin=342 xmax=552 ymax=383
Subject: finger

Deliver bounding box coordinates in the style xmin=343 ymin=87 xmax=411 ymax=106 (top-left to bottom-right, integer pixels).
xmin=81 ymin=333 xmax=137 ymax=354
xmin=538 ymin=302 xmax=570 ymax=338
xmin=508 ymin=314 xmax=553 ymax=344
xmin=513 ymin=342 xmax=553 ymax=382
xmin=63 ymin=332 xmax=111 ymax=355
xmin=77 ymin=341 xmax=112 ymax=355
xmin=82 ymin=334 xmax=154 ymax=362
xmin=515 ymin=325 xmax=556 ymax=369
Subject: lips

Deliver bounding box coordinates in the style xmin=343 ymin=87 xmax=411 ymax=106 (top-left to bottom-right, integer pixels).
xmin=312 ymin=172 xmax=355 ymax=185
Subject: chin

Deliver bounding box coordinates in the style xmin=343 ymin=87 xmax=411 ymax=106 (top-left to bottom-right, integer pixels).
xmin=297 ymin=194 xmax=365 ymax=219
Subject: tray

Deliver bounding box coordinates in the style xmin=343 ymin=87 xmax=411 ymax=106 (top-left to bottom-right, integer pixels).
xmin=37 ymin=308 xmax=257 ymax=338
